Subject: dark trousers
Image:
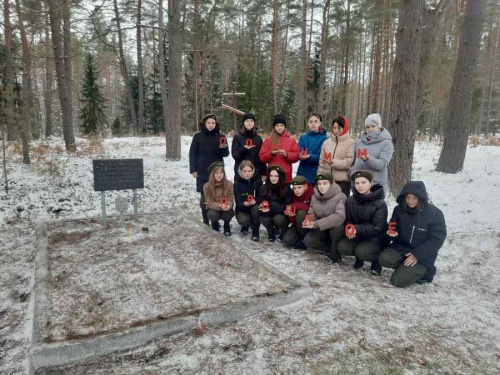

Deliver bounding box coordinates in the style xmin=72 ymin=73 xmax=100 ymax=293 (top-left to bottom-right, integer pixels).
xmin=260 ymin=214 xmax=288 ymax=235
xmin=207 ymin=209 xmax=234 ymax=224
xmin=379 ymin=248 xmax=428 ymax=288
xmin=337 ymin=181 xmax=351 ymax=197
xmin=337 ymin=238 xmax=382 ymax=262
xmin=236 ymin=205 xmax=260 ymax=228
xmin=200 ymin=192 xmax=208 ymax=222
xmin=283 ymin=210 xmax=308 ymax=246
xmin=304 ymin=226 xmax=344 ymax=259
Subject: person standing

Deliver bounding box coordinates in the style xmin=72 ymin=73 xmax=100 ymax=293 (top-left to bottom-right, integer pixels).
xmin=297 ymin=113 xmax=328 ymax=184
xmin=189 ymin=114 xmax=230 ymax=225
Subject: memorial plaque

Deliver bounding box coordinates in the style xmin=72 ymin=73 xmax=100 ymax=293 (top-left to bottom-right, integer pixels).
xmin=93 ymin=159 xmax=144 ymax=191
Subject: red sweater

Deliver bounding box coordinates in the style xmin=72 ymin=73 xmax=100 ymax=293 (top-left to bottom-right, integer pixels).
xmin=288 ymin=182 xmax=314 ymax=224
xmin=259 ymin=130 xmax=299 ymax=182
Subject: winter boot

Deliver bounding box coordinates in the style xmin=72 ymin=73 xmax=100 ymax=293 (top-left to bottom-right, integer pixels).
xmin=241 ymin=226 xmax=249 ymax=236
xmin=251 ymin=225 xmax=260 ymax=242
xmin=211 ymin=221 xmax=220 ymax=232
xmin=353 ymin=257 xmax=364 ymax=270
xmin=276 ymin=228 xmax=285 ymax=243
xmin=417 ymin=266 xmax=436 ymax=284
xmin=370 ymin=258 xmax=382 ymax=276
xmin=291 ymin=240 xmax=307 ymax=250
xmin=202 ymin=209 xmax=209 ymax=226
xmin=267 ymin=228 xmax=276 ymax=242
xmin=223 ymin=222 xmax=231 ymax=237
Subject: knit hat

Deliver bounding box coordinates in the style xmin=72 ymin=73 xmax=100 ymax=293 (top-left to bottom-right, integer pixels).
xmin=350 ymin=170 xmax=374 ymax=182
xmin=242 ymin=112 xmax=256 ymax=123
xmin=208 ymin=161 xmax=224 ymax=175
xmin=315 ymin=171 xmax=334 ymax=183
xmin=290 ymin=176 xmax=307 ymax=185
xmin=202 ymin=113 xmax=217 ymax=124
xmin=273 ymin=114 xmax=287 ymax=127
xmin=267 ymin=165 xmax=285 ymax=177
xmin=365 ymin=113 xmax=382 ymax=128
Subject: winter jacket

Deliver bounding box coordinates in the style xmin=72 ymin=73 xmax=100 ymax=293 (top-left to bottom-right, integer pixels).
xmin=349 ymin=128 xmax=394 ymax=190
xmin=308 ymin=183 xmax=347 ymax=231
xmin=288 ymin=182 xmax=314 ymax=224
xmin=203 ymin=180 xmax=234 ymax=211
xmin=234 ymin=171 xmax=263 ymax=214
xmin=297 ymin=128 xmax=328 ymax=183
xmin=388 ymin=181 xmax=447 ymax=269
xmin=231 ymin=130 xmax=266 ymax=177
xmin=345 ymin=184 xmax=388 ymax=246
xmin=258 ymin=184 xmax=293 ymax=217
xmin=318 ymin=117 xmax=355 ymax=183
xmin=259 ymin=130 xmax=300 ymax=182
xmin=189 ymin=123 xmax=230 ymax=192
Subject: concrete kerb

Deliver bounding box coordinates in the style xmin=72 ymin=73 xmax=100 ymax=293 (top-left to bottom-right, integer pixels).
xmin=28 ymin=212 xmax=312 ymax=374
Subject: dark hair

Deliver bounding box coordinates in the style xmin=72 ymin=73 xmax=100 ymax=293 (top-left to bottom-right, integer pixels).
xmin=307 ymin=113 xmax=323 ymax=122
xmin=239 ymin=124 xmax=257 ymax=135
xmin=264 ymin=169 xmax=286 ymax=198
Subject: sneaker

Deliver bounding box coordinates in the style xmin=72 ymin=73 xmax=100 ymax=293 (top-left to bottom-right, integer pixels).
xmin=417 ymin=267 xmax=436 ymax=284
xmin=370 ymin=258 xmax=382 ymax=276
xmin=251 ymin=225 xmax=260 ymax=242
xmin=211 ymin=222 xmax=220 ymax=232
xmin=223 ymin=222 xmax=231 ymax=237
xmin=326 ymin=253 xmax=341 ymax=264
xmin=291 ymin=240 xmax=307 ymax=250
xmin=353 ymin=258 xmax=364 ymax=269
xmin=241 ymin=226 xmax=249 ymax=236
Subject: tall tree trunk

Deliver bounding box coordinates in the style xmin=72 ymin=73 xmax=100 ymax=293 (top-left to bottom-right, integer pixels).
xmin=62 ymin=0 xmax=75 ymax=146
xmin=4 ymin=0 xmax=17 ymax=141
xmin=165 ymin=0 xmax=182 ymax=159
xmin=271 ymin=0 xmax=279 ymax=114
xmin=47 ymin=0 xmax=76 ymax=151
xmin=318 ymin=0 xmax=331 ymax=116
xmin=44 ymin=9 xmax=53 ymax=138
xmin=341 ymin=0 xmax=351 ymax=115
xmin=485 ymin=12 xmax=500 ymax=140
xmin=159 ymin=0 xmax=168 ymax=135
xmin=297 ymin=0 xmax=308 ymax=130
xmin=370 ymin=0 xmax=383 ymax=114
xmin=113 ymin=0 xmax=138 ymax=135
xmin=137 ymin=0 xmax=145 ymax=133
xmin=436 ymin=0 xmax=486 ymax=173
xmin=387 ymin=0 xmax=422 ymax=196
xmin=193 ymin=0 xmax=200 ymax=131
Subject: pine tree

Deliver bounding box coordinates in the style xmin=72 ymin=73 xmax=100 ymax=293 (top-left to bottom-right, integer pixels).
xmin=80 ymin=54 xmax=107 ymax=136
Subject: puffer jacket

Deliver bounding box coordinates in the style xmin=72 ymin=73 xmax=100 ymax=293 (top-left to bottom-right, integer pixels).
xmin=258 ymin=184 xmax=293 ymax=216
xmin=308 ymin=183 xmax=347 ymax=231
xmin=288 ymin=182 xmax=314 ymax=224
xmin=234 ymin=171 xmax=263 ymax=214
xmin=259 ymin=130 xmax=300 ymax=183
xmin=388 ymin=181 xmax=447 ymax=269
xmin=297 ymin=128 xmax=328 ymax=183
xmin=203 ymin=180 xmax=234 ymax=211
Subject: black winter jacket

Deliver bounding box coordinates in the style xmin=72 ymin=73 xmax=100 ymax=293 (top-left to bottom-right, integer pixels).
xmin=234 ymin=171 xmax=263 ymax=214
xmin=231 ymin=130 xmax=266 ymax=177
xmin=389 ymin=181 xmax=447 ymax=269
xmin=189 ymin=122 xmax=230 ymax=192
xmin=345 ymin=184 xmax=388 ymax=246
xmin=258 ymin=184 xmax=293 ymax=217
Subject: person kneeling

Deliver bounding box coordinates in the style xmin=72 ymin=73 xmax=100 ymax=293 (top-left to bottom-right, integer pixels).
xmin=258 ymin=165 xmax=293 ymax=242
xmin=380 ymin=181 xmax=446 ymax=287
xmin=283 ymin=176 xmax=314 ymax=250
xmin=204 ymin=161 xmax=235 ymax=236
xmin=234 ymin=160 xmax=263 ymax=241
xmin=303 ymin=172 xmax=347 ymax=263
xmin=337 ymin=171 xmax=388 ymax=275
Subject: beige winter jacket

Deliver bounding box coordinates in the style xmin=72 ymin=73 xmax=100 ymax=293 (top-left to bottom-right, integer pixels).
xmin=308 ymin=183 xmax=347 ymax=231
xmin=317 ymin=133 xmax=355 ymax=183
xmin=204 ymin=180 xmax=234 ymax=211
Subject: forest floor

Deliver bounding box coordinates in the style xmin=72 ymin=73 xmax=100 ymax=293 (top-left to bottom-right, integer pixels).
xmin=1 ymin=135 xmax=499 ymax=375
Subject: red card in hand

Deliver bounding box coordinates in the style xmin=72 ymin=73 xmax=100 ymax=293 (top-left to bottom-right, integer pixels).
xmin=247 ymin=195 xmax=254 ymax=202
xmin=245 ymin=139 xmax=253 ymax=147
xmin=345 ymin=224 xmax=356 ymax=236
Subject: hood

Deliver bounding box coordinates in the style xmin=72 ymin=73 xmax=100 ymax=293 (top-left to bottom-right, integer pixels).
xmin=314 ymin=182 xmax=342 ymax=201
xmin=236 ymin=169 xmax=260 ymax=183
xmin=293 ymin=182 xmax=314 ymax=203
xmin=333 ymin=116 xmax=350 ymax=136
xmin=361 ymin=127 xmax=392 ymax=144
xmin=396 ymin=181 xmax=429 ymax=207
xmin=352 ymin=183 xmax=385 ymax=203
xmin=200 ymin=121 xmax=221 ymax=135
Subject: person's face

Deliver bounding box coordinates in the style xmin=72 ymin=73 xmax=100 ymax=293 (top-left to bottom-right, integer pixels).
xmin=244 ymin=119 xmax=255 ymax=131
xmin=205 ymin=118 xmax=216 ymax=131
xmin=332 ymin=122 xmax=343 ymax=136
xmin=241 ymin=166 xmax=254 ymax=179
xmin=355 ymin=177 xmax=372 ymax=195
xmin=274 ymin=123 xmax=285 ymax=134
xmin=406 ymin=193 xmax=419 ymax=208
xmin=214 ymin=168 xmax=224 ymax=182
xmin=365 ymin=125 xmax=380 ymax=133
xmin=307 ymin=116 xmax=321 ymax=132
xmin=269 ymin=170 xmax=280 ymax=184
xmin=317 ymin=180 xmax=331 ymax=194
xmin=293 ymin=184 xmax=306 ymax=197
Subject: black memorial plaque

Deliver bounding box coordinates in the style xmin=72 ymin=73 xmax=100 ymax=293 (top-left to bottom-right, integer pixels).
xmin=93 ymin=159 xmax=144 ymax=191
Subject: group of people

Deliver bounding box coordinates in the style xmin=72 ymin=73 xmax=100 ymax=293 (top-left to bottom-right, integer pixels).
xmin=189 ymin=112 xmax=447 ymax=288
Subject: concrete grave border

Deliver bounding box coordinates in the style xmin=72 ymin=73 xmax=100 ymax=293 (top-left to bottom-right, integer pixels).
xmin=28 ymin=211 xmax=312 ymax=374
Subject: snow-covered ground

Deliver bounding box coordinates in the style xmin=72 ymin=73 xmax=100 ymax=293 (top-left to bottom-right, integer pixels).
xmin=1 ymin=136 xmax=499 ymax=374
